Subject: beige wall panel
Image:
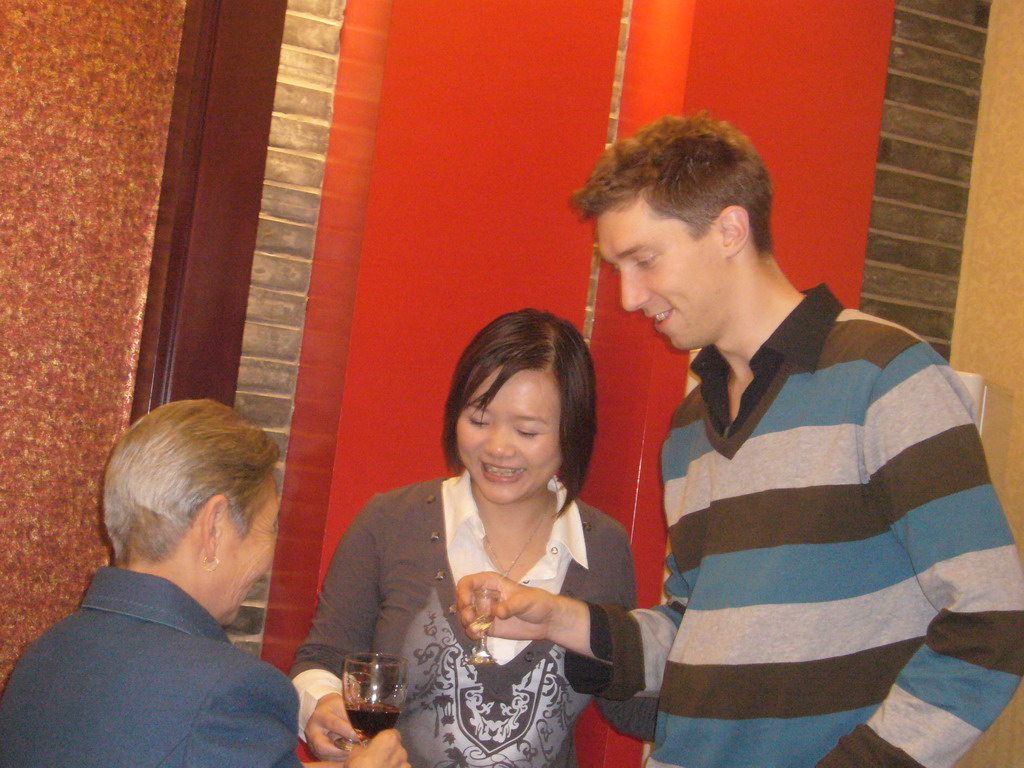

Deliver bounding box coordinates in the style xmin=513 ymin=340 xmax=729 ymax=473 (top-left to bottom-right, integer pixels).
xmin=951 ymin=0 xmax=1024 ymax=764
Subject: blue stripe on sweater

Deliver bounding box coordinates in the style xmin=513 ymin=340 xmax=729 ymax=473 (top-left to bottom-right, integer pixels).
xmin=897 ymin=646 xmax=1021 ymax=731
xmin=892 ymin=484 xmax=1012 ymax=572
xmin=688 ymin=487 xmax=1010 ymax=609
xmin=652 ymin=706 xmax=877 ymax=768
xmin=754 ymin=347 xmax=943 ymax=438
xmin=689 ymin=534 xmax=913 ymax=609
xmin=663 ymin=352 xmax=940 ymax=482
xmin=866 ymin=341 xmax=942 ymax=407
xmin=662 ymin=420 xmax=707 ymax=482
xmin=663 ymin=554 xmax=693 ymax=604
xmin=753 ymin=362 xmax=878 ymax=435
xmin=667 ymin=347 xmax=948 ymax=460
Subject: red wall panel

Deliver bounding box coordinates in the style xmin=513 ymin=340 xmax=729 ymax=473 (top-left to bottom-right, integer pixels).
xmin=320 ymin=0 xmax=625 ymax=564
xmin=682 ymin=0 xmax=894 ymax=305
xmin=572 ymin=3 xmax=701 ymax=763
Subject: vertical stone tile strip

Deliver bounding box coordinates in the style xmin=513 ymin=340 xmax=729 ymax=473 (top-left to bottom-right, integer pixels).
xmin=585 ymin=0 xmax=634 ymax=344
xmin=861 ymin=1 xmax=991 ymax=359
xmin=228 ymin=0 xmax=347 ymax=653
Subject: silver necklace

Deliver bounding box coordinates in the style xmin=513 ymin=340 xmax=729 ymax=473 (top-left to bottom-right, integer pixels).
xmin=484 ymin=510 xmax=550 ymax=580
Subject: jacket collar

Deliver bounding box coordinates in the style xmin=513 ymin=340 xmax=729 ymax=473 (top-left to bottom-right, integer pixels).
xmin=83 ymin=566 xmax=227 ymax=642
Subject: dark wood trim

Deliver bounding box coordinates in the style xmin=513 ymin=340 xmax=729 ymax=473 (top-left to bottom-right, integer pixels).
xmin=133 ymin=0 xmax=288 ymax=419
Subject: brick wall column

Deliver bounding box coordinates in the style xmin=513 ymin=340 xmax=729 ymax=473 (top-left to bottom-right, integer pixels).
xmin=861 ymin=0 xmax=991 ymax=358
xmin=229 ymin=0 xmax=346 ymax=653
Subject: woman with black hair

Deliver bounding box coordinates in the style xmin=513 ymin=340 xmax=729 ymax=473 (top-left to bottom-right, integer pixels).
xmin=291 ymin=308 xmax=652 ymax=768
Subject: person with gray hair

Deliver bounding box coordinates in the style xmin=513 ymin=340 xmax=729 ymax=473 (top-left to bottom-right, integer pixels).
xmin=0 ymin=399 xmax=409 ymax=768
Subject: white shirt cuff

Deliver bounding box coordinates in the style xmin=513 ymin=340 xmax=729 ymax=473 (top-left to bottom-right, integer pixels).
xmin=292 ymin=668 xmax=343 ymax=738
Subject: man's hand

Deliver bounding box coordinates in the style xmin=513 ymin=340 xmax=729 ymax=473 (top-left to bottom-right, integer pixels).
xmin=304 ymin=692 xmax=359 ymax=761
xmin=455 ymin=572 xmax=593 ymax=655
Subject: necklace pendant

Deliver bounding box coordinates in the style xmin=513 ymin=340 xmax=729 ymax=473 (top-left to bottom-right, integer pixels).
xmin=483 ymin=510 xmax=551 ymax=580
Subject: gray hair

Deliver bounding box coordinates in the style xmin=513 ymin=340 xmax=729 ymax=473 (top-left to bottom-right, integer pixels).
xmin=103 ymin=399 xmax=279 ymax=565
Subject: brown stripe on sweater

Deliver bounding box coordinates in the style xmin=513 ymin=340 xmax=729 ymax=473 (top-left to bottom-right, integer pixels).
xmin=820 ymin=724 xmax=926 ymax=768
xmin=659 ymin=637 xmax=923 ymax=720
xmin=928 ymin=609 xmax=1024 ymax=675
xmin=670 ymin=391 xmax=705 ymax=430
xmin=601 ymin=602 xmax=650 ymax=700
xmin=668 ymin=484 xmax=890 ymax=571
xmin=868 ymin=425 xmax=991 ymax=525
xmin=818 ymin=317 xmax=919 ymax=371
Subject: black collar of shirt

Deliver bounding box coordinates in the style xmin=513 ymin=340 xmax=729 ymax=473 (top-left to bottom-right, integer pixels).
xmin=690 ymin=284 xmax=844 ymax=435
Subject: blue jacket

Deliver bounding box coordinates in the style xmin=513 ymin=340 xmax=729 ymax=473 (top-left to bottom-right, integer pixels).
xmin=0 ymin=567 xmax=302 ymax=767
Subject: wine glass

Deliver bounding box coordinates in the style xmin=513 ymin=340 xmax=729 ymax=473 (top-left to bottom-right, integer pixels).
xmin=467 ymin=586 xmax=501 ymax=665
xmin=341 ymin=653 xmax=408 ymax=745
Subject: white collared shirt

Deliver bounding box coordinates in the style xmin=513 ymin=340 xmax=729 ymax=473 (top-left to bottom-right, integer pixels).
xmin=443 ymin=470 xmax=588 ymax=664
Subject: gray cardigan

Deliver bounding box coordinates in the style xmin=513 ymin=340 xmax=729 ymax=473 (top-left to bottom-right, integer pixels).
xmin=292 ymin=478 xmax=655 ymax=768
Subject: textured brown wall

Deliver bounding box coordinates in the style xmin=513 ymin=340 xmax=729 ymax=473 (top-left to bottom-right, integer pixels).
xmin=0 ymin=1 xmax=184 ymax=681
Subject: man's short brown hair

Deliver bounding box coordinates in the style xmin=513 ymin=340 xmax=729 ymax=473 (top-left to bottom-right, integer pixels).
xmin=571 ymin=112 xmax=774 ymax=254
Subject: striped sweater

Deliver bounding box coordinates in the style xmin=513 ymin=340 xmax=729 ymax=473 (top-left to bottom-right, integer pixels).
xmin=601 ymin=287 xmax=1024 ymax=768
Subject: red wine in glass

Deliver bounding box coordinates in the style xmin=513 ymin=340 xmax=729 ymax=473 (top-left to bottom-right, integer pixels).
xmin=346 ymin=702 xmax=401 ymax=739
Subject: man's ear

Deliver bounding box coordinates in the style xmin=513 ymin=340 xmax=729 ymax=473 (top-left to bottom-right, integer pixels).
xmin=193 ymin=494 xmax=230 ymax=560
xmin=717 ymin=206 xmax=750 ymax=256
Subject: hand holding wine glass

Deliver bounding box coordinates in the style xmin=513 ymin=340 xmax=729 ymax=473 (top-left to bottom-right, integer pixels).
xmin=456 ymin=572 xmax=595 ymax=655
xmin=337 ymin=728 xmax=410 ymax=768
xmin=341 ymin=653 xmax=408 ymax=744
xmin=304 ymin=692 xmax=359 ymax=760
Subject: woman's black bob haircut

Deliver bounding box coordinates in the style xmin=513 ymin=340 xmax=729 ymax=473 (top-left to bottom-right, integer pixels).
xmin=442 ymin=308 xmax=597 ymax=514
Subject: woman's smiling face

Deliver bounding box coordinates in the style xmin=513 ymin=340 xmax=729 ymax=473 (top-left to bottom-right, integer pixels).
xmin=457 ymin=368 xmax=563 ymax=516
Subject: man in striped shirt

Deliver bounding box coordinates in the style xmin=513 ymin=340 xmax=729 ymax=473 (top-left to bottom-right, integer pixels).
xmin=458 ymin=113 xmax=1024 ymax=768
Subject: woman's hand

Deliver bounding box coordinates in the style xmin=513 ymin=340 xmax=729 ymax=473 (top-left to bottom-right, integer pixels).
xmin=304 ymin=692 xmax=359 ymax=760
xmin=347 ymin=730 xmax=410 ymax=768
